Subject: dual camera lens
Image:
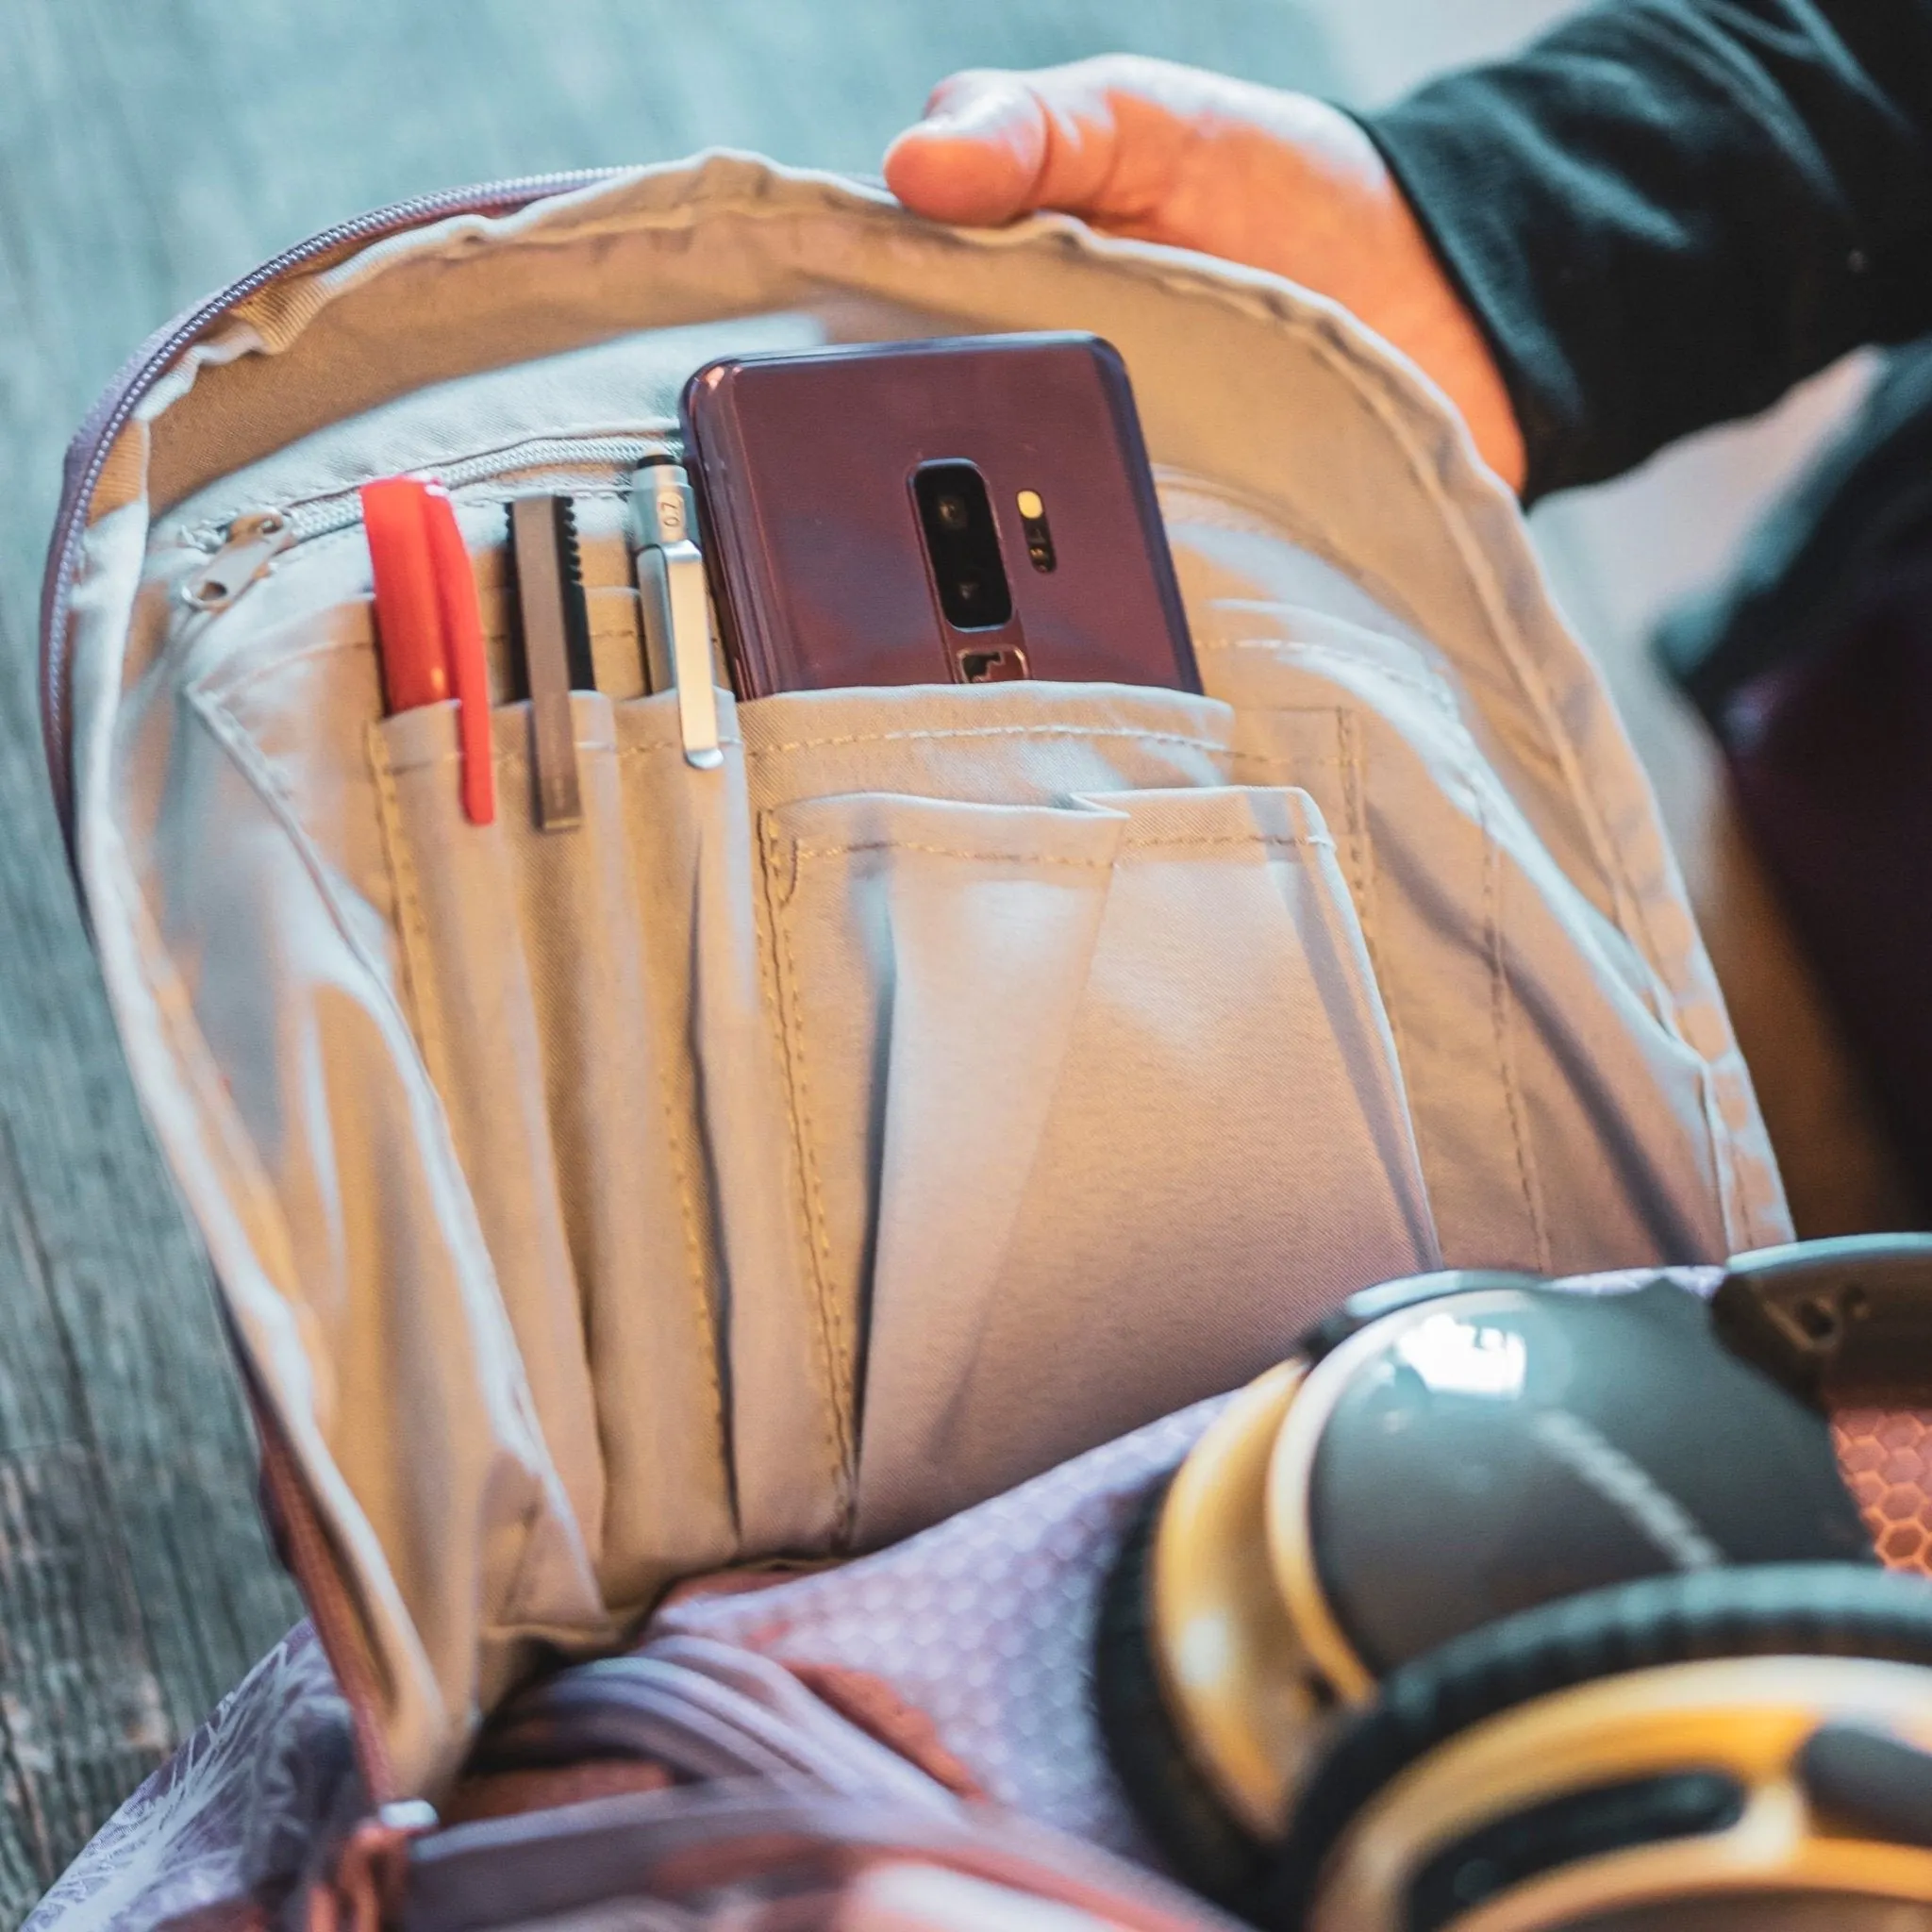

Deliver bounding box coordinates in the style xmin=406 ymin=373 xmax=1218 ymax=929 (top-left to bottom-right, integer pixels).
xmin=913 ymin=462 xmax=1013 ymax=629
xmin=913 ymin=461 xmax=1059 ymax=638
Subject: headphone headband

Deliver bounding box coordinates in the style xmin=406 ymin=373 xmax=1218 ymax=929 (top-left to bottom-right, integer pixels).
xmin=1306 ymin=1240 xmax=1932 ymax=1411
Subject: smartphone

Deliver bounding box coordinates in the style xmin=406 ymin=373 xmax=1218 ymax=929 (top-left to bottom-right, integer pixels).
xmin=677 ymin=332 xmax=1198 ymax=698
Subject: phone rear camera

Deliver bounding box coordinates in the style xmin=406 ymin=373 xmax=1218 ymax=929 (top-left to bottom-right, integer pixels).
xmin=913 ymin=462 xmax=1013 ymax=631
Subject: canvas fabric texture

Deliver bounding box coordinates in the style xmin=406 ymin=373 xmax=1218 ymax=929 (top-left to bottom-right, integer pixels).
xmin=54 ymin=152 xmax=1786 ymax=1806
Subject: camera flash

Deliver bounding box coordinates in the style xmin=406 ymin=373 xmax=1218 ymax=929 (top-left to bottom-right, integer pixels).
xmin=1016 ymin=489 xmax=1057 ymax=574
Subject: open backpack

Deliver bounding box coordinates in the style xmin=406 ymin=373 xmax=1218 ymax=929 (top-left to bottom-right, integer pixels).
xmin=27 ymin=153 xmax=1849 ymax=1930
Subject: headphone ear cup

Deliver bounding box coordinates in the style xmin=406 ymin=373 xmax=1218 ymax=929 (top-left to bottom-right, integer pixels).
xmin=1269 ymin=1561 xmax=1932 ymax=1930
xmin=1093 ymin=1482 xmax=1274 ymax=1914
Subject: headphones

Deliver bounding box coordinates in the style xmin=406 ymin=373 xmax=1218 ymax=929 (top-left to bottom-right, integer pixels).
xmin=1096 ymin=1236 xmax=1932 ymax=1930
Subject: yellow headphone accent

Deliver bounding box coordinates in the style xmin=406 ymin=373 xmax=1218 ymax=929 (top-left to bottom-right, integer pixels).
xmin=1148 ymin=1291 xmax=1543 ymax=1836
xmin=1149 ymin=1359 xmax=1311 ymax=1840
xmin=1312 ymin=1656 xmax=1932 ymax=1931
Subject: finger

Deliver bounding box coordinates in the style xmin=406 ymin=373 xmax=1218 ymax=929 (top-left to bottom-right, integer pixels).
xmin=884 ymin=71 xmax=1053 ymax=225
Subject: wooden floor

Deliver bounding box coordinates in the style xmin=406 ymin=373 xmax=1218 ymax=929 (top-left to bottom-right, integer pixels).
xmin=0 ymin=2 xmax=1907 ymax=1921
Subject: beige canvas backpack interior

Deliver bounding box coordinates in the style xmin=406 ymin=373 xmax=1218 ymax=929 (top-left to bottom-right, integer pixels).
xmin=46 ymin=153 xmax=1786 ymax=1799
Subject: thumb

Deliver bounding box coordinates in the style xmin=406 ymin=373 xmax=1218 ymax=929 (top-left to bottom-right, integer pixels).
xmin=883 ymin=71 xmax=1051 ymax=225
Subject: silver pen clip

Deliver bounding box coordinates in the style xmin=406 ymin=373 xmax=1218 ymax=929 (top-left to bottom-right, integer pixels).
xmin=631 ymin=464 xmax=724 ymax=771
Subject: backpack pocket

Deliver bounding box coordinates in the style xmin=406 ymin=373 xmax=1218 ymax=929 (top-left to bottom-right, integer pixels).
xmin=373 ymin=691 xmax=737 ymax=1604
xmin=758 ymin=779 xmax=1439 ymax=1545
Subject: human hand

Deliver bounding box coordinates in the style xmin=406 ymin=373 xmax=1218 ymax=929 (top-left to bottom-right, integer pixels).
xmin=884 ymin=55 xmax=1526 ymax=491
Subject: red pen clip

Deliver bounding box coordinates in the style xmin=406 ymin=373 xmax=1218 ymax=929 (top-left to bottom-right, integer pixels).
xmin=361 ymin=476 xmax=495 ymax=826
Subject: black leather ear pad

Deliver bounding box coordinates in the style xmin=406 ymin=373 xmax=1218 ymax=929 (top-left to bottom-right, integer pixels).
xmin=1267 ymin=1561 xmax=1932 ymax=1929
xmin=1093 ymin=1482 xmax=1275 ymax=1916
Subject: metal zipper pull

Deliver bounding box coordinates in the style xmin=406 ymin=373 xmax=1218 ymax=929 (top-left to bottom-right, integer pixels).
xmin=180 ymin=510 xmax=297 ymax=611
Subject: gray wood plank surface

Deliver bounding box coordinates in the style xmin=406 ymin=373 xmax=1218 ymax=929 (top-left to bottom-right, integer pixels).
xmin=0 ymin=3 xmax=1332 ymax=1919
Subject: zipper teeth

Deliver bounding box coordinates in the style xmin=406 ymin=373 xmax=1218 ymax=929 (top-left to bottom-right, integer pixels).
xmin=42 ymin=166 xmax=624 ymax=837
xmin=264 ymin=433 xmax=675 ymax=548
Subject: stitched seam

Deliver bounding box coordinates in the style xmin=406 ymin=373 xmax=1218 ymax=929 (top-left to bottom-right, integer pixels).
xmin=1233 ymin=708 xmax=1388 ymax=961
xmin=1479 ymin=790 xmax=1548 ymax=1272
xmin=1338 ymin=710 xmax=1392 ymax=1043
xmin=745 ymin=724 xmax=1226 ymax=758
xmin=792 ymin=841 xmax=1109 ymax=868
xmin=1228 ymin=750 xmax=1334 ymax=774
xmin=783 ymin=845 xmax=857 ymax=1453
xmin=1230 ymin=754 xmax=1290 ymax=784
xmin=1174 ymin=472 xmax=1612 ymax=930
xmin=758 ymin=816 xmax=855 ymax=1508
xmin=646 ymin=980 xmax=730 ymax=1512
xmin=391 ymin=732 xmax=743 ymax=777
xmin=408 ymin=728 xmax=1201 ymax=775
xmin=617 ymin=737 xmax=741 ymax=761
xmin=1128 ymin=833 xmax=1330 ymax=854
xmin=1263 ymin=325 xmax=1659 ymax=979
xmin=616 ymin=780 xmax=728 ymax=1499
xmin=788 ymin=833 xmax=1329 ymax=864
xmin=1234 ymin=710 xmax=1403 ymax=1062
xmin=365 ymin=723 xmax=439 ymax=1069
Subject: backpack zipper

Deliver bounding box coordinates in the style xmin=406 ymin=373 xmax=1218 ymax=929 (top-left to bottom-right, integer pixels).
xmin=178 ymin=432 xmax=675 ymax=613
xmin=40 ymin=168 xmax=624 ymax=847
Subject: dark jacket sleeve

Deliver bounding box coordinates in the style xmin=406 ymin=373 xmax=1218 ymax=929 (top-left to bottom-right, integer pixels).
xmin=1359 ymin=1 xmax=1932 ymax=499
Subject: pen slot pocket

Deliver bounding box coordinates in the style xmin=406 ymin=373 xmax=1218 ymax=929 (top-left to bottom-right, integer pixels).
xmin=613 ymin=691 xmax=846 ymax=1558
xmin=374 ymin=692 xmax=736 ymax=1603
xmin=759 ymin=781 xmax=1440 ymax=1550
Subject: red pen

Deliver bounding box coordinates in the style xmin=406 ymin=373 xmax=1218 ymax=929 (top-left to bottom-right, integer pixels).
xmin=360 ymin=477 xmax=495 ymax=825
xmin=422 ymin=485 xmax=496 ymax=829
